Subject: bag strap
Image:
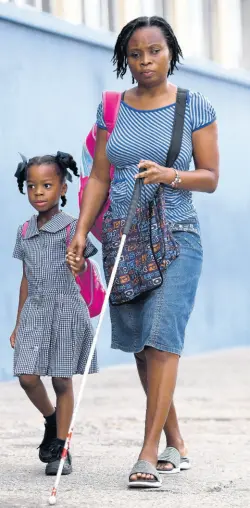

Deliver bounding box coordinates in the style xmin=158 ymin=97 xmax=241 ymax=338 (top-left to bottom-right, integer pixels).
xmin=66 ymin=224 xmax=71 ymax=247
xmin=22 ymin=221 xmax=29 ymax=238
xmin=102 ymin=91 xmax=122 ymax=134
xmin=22 ymin=222 xmax=71 ymax=244
xmin=165 ymin=88 xmax=188 ymax=168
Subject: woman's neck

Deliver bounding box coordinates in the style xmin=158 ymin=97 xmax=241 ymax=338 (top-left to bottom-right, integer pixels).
xmin=125 ymin=81 xmax=177 ymax=109
xmin=135 ymin=80 xmax=171 ymax=99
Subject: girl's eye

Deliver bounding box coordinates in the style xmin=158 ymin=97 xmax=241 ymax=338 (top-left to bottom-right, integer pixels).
xmin=44 ymin=184 xmax=52 ymax=189
xmin=27 ymin=184 xmax=35 ymax=189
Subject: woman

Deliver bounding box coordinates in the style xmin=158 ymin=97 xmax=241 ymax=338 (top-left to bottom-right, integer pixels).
xmin=68 ymin=16 xmax=219 ymax=488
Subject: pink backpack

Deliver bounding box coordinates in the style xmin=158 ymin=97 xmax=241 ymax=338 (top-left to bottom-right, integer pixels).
xmin=80 ymin=91 xmax=122 ymax=242
xmin=21 ymin=222 xmax=105 ymax=318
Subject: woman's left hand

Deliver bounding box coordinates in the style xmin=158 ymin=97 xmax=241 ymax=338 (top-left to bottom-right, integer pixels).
xmin=136 ymin=160 xmax=175 ymax=185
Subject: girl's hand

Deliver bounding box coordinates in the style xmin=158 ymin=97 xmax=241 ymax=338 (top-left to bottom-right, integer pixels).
xmin=67 ymin=232 xmax=87 ymax=276
xmin=136 ymin=160 xmax=175 ymax=185
xmin=66 ymin=252 xmax=86 ymax=277
xmin=10 ymin=328 xmax=17 ymax=349
xmin=67 ymin=232 xmax=87 ymax=262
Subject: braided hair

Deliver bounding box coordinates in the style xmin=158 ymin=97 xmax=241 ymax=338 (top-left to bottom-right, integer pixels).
xmin=15 ymin=151 xmax=79 ymax=207
xmin=112 ymin=16 xmax=183 ymax=80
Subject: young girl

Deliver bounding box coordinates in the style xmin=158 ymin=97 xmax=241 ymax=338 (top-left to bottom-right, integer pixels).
xmin=10 ymin=151 xmax=98 ymax=476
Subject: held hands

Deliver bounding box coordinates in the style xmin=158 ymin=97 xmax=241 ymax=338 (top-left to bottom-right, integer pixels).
xmin=66 ymin=252 xmax=86 ymax=277
xmin=66 ymin=232 xmax=87 ymax=277
xmin=135 ymin=160 xmax=175 ymax=185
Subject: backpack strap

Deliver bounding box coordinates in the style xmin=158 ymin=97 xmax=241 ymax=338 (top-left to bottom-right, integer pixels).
xmin=165 ymin=88 xmax=188 ymax=168
xmin=102 ymin=91 xmax=122 ymax=134
xmin=22 ymin=221 xmax=29 ymax=238
xmin=66 ymin=224 xmax=71 ymax=247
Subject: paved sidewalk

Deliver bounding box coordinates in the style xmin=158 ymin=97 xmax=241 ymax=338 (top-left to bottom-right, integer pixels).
xmin=1 ymin=348 xmax=249 ymax=508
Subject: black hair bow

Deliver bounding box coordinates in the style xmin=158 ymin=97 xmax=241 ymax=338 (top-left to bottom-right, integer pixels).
xmin=15 ymin=153 xmax=28 ymax=179
xmin=56 ymin=151 xmax=73 ymax=182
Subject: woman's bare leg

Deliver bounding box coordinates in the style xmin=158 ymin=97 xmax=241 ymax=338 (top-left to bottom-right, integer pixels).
xmin=130 ymin=349 xmax=181 ymax=481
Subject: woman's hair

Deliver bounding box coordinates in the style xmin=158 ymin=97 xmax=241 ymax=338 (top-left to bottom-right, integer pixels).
xmin=112 ymin=16 xmax=183 ymax=80
xmin=15 ymin=151 xmax=79 ymax=207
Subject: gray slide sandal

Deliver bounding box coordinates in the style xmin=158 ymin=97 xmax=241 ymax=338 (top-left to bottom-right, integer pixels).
xmin=157 ymin=446 xmax=181 ymax=474
xmin=128 ymin=460 xmax=162 ymax=488
xmin=180 ymin=456 xmax=191 ymax=470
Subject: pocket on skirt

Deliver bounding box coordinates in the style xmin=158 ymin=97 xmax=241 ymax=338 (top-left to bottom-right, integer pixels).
xmin=173 ymin=231 xmax=203 ymax=254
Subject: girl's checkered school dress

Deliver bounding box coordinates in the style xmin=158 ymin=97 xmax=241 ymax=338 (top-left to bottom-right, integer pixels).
xmin=13 ymin=212 xmax=98 ymax=377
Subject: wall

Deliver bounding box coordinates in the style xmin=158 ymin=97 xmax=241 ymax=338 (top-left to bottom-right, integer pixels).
xmin=1 ymin=3 xmax=250 ymax=378
xmin=241 ymin=0 xmax=250 ymax=69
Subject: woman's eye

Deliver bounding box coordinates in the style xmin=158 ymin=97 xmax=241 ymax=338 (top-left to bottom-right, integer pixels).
xmin=152 ymin=49 xmax=160 ymax=54
xmin=130 ymin=52 xmax=139 ymax=58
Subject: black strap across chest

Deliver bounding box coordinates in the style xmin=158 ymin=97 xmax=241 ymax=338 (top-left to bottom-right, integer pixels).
xmin=165 ymin=87 xmax=187 ymax=167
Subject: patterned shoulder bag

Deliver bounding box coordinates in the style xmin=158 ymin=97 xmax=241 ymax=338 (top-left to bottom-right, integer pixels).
xmin=102 ymin=88 xmax=188 ymax=305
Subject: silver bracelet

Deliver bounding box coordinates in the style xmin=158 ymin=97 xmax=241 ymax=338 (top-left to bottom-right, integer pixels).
xmin=170 ymin=169 xmax=182 ymax=188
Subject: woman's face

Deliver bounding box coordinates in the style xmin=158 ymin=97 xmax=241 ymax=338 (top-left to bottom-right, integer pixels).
xmin=127 ymin=26 xmax=171 ymax=87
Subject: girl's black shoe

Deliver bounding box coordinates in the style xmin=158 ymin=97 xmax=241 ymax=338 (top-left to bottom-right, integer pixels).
xmin=38 ymin=421 xmax=57 ymax=463
xmin=45 ymin=441 xmax=72 ymax=476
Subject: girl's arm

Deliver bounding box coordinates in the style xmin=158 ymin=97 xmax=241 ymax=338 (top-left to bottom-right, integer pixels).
xmin=10 ymin=264 xmax=28 ymax=348
xmin=15 ymin=264 xmax=28 ymax=326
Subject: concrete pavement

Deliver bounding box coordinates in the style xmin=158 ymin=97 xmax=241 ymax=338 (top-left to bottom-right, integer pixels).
xmin=1 ymin=348 xmax=249 ymax=508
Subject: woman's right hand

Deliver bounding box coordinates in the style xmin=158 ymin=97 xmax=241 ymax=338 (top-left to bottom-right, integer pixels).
xmin=10 ymin=328 xmax=17 ymax=348
xmin=66 ymin=232 xmax=87 ymax=276
xmin=66 ymin=126 xmax=110 ymax=276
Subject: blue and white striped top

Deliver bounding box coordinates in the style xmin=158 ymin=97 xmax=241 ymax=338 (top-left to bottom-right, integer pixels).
xmin=96 ymin=90 xmax=216 ymax=226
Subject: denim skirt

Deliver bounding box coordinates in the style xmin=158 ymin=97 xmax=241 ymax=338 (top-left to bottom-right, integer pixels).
xmin=109 ymin=230 xmax=203 ymax=356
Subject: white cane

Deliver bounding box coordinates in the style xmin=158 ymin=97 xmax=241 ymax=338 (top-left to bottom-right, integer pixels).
xmin=48 ymin=174 xmax=143 ymax=505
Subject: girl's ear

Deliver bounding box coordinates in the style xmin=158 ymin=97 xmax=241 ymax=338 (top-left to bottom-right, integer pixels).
xmin=60 ymin=182 xmax=68 ymax=208
xmin=61 ymin=182 xmax=67 ymax=198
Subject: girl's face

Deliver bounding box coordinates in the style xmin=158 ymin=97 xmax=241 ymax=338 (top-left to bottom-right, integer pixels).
xmin=127 ymin=26 xmax=171 ymax=87
xmin=27 ymin=163 xmax=67 ymax=213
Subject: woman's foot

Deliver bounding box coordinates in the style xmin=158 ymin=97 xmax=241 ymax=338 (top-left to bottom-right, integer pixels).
xmin=129 ymin=448 xmax=158 ymax=483
xmin=157 ymin=439 xmax=188 ymax=472
xmin=128 ymin=459 xmax=162 ymax=488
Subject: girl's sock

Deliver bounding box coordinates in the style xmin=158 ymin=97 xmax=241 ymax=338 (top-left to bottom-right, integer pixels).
xmin=44 ymin=410 xmax=56 ymax=426
xmin=56 ymin=438 xmax=65 ymax=447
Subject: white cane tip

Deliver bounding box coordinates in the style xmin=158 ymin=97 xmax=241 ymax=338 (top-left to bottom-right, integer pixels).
xmin=48 ymin=497 xmax=56 ymax=506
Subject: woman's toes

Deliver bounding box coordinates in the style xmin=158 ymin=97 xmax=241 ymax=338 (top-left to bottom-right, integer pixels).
xmin=130 ymin=474 xmax=137 ymax=481
xmin=157 ymin=462 xmax=173 ymax=471
xmin=130 ymin=470 xmax=157 ymax=482
xmin=164 ymin=462 xmax=174 ymax=471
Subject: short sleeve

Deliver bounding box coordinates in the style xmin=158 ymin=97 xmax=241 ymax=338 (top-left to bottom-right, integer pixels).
xmin=96 ymin=101 xmax=107 ymax=130
xmin=84 ymin=236 xmax=98 ymax=259
xmin=189 ymin=91 xmax=216 ymax=132
xmin=69 ymin=221 xmax=98 ymax=259
xmin=13 ymin=226 xmax=24 ymax=261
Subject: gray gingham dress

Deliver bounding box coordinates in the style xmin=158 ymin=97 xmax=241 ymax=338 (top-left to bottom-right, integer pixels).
xmin=13 ymin=212 xmax=98 ymax=377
